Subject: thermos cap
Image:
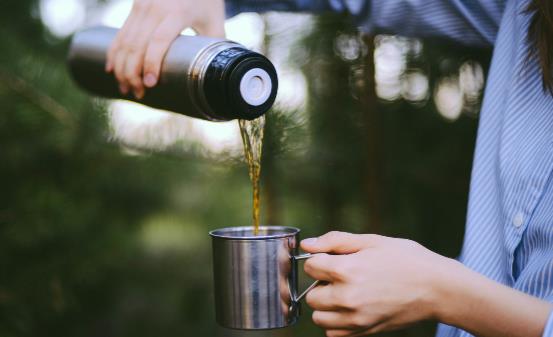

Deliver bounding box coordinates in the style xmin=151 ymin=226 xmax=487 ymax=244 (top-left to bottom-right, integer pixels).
xmin=239 ymin=68 xmax=273 ymax=107
xmin=203 ymin=47 xmax=278 ymax=121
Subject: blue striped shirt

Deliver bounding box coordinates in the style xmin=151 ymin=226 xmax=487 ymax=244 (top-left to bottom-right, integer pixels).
xmin=228 ymin=0 xmax=553 ymax=336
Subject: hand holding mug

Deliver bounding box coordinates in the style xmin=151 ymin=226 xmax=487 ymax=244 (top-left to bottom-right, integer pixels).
xmin=301 ymin=231 xmax=456 ymax=337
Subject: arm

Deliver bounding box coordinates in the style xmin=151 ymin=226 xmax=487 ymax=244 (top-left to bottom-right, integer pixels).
xmin=226 ymin=0 xmax=506 ymax=47
xmin=106 ymin=0 xmax=505 ymax=99
xmin=438 ymin=261 xmax=551 ymax=337
xmin=301 ymin=231 xmax=553 ymax=337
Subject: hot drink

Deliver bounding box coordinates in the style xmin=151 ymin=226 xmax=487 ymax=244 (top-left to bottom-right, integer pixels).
xmin=239 ymin=116 xmax=265 ymax=235
xmin=209 ymin=226 xmax=318 ymax=330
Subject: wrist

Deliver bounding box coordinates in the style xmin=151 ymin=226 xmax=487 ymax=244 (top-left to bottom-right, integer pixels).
xmin=424 ymin=256 xmax=467 ymax=323
xmin=421 ymin=254 xmax=553 ymax=337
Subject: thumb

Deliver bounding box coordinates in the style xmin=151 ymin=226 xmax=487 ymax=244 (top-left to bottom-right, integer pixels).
xmin=301 ymin=231 xmax=379 ymax=254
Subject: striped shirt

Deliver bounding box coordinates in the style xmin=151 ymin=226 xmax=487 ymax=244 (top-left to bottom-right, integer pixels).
xmin=228 ymin=0 xmax=553 ymax=336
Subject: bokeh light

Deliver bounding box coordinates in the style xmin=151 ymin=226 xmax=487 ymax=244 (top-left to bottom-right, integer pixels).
xmin=460 ymin=60 xmax=485 ymax=107
xmin=109 ymin=101 xmax=241 ymax=153
xmin=401 ymin=71 xmax=429 ymax=102
xmin=434 ymin=77 xmax=464 ymax=121
xmin=40 ymin=0 xmax=86 ymax=37
xmin=374 ymin=35 xmax=408 ymax=101
xmin=225 ymin=13 xmax=265 ymax=51
xmin=334 ymin=33 xmax=364 ymax=62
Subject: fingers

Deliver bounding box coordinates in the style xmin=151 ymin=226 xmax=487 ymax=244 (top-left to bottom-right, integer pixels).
xmin=108 ymin=0 xmax=165 ymax=99
xmin=325 ymin=329 xmax=369 ymax=337
xmin=313 ymin=311 xmax=356 ymax=330
xmin=118 ymin=22 xmax=145 ymax=98
xmin=114 ymin=48 xmax=130 ymax=95
xmin=106 ymin=32 xmax=121 ymax=73
xmin=143 ymin=15 xmax=189 ymax=88
xmin=106 ymin=14 xmax=133 ymax=73
xmin=108 ymin=3 xmax=142 ymax=96
xmin=122 ymin=15 xmax=161 ymax=99
xmin=302 ymin=231 xmax=382 ymax=254
xmin=304 ymin=254 xmax=344 ymax=282
xmin=305 ymin=283 xmax=341 ymax=311
xmin=325 ymin=330 xmax=353 ymax=337
xmin=106 ymin=0 xmax=226 ymax=96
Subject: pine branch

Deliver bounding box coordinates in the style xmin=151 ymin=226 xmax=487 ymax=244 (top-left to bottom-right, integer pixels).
xmin=0 ymin=68 xmax=77 ymax=129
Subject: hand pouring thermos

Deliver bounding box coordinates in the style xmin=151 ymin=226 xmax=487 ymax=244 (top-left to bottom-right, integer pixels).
xmin=209 ymin=226 xmax=319 ymax=330
xmin=67 ymin=26 xmax=278 ymax=121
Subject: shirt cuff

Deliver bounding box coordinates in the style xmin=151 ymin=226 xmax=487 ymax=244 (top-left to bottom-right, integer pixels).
xmin=542 ymin=310 xmax=553 ymax=337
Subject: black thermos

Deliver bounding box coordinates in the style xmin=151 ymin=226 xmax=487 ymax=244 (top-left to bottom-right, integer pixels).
xmin=67 ymin=26 xmax=278 ymax=121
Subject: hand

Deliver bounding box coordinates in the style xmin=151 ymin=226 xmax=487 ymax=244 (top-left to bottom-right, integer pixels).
xmin=301 ymin=231 xmax=455 ymax=337
xmin=105 ymin=0 xmax=225 ymax=99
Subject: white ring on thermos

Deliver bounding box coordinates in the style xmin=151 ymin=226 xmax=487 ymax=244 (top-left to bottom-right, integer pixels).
xmin=239 ymin=68 xmax=273 ymax=106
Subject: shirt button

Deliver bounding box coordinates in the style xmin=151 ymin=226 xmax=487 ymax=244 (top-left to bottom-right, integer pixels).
xmin=513 ymin=212 xmax=524 ymax=228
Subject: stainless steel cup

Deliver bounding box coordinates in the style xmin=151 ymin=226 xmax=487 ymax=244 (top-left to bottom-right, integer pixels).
xmin=209 ymin=226 xmax=318 ymax=330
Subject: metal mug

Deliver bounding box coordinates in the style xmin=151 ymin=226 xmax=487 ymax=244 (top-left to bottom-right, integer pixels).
xmin=209 ymin=226 xmax=319 ymax=330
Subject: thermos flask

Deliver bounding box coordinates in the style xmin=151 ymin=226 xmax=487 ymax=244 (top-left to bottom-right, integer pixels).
xmin=67 ymin=26 xmax=278 ymax=121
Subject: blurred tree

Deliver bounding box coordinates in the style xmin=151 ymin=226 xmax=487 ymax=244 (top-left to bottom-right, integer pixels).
xmin=0 ymin=1 xmax=206 ymax=336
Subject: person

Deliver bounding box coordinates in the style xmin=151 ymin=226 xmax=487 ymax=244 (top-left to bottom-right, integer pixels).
xmin=106 ymin=1 xmax=553 ymax=336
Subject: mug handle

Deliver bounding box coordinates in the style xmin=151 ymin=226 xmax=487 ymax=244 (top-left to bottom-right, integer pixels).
xmin=292 ymin=253 xmax=321 ymax=302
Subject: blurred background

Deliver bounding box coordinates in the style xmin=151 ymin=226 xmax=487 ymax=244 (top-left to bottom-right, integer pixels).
xmin=0 ymin=1 xmax=492 ymax=336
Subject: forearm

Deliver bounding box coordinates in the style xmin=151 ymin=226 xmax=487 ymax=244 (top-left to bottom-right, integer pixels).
xmin=225 ymin=0 xmax=503 ymax=47
xmin=434 ymin=259 xmax=553 ymax=337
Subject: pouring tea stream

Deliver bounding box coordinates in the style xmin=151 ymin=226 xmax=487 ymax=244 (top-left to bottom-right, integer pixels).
xmin=68 ymin=26 xmax=277 ymax=234
xmin=66 ymin=27 xmax=317 ymax=331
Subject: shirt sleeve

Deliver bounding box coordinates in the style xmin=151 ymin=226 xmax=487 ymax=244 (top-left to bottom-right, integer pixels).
xmin=225 ymin=0 xmax=506 ymax=47
xmin=225 ymin=0 xmax=338 ymax=16
xmin=543 ymin=311 xmax=553 ymax=337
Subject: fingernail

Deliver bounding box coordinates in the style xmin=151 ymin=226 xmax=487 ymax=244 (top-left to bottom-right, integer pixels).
xmin=302 ymin=238 xmax=318 ymax=246
xmin=143 ymin=73 xmax=157 ymax=88
xmin=119 ymin=84 xmax=129 ymax=95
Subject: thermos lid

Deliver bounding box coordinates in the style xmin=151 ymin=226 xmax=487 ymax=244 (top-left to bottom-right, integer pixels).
xmin=239 ymin=68 xmax=272 ymax=107
xmin=203 ymin=48 xmax=278 ymax=120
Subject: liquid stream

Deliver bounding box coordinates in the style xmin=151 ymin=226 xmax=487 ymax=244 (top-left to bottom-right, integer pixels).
xmin=238 ymin=116 xmax=265 ymax=235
